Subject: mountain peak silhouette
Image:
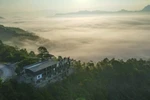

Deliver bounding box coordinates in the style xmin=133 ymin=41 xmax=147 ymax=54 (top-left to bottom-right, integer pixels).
xmin=142 ymin=5 xmax=150 ymax=11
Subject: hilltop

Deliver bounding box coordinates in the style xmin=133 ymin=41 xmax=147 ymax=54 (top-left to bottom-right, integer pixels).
xmin=0 ymin=25 xmax=54 ymax=50
xmin=0 ymin=25 xmax=39 ymax=40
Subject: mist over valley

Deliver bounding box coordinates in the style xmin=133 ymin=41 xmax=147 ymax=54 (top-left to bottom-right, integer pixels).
xmin=1 ymin=13 xmax=150 ymax=61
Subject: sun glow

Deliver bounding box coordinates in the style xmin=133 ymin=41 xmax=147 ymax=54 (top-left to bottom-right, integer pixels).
xmin=76 ymin=0 xmax=93 ymax=4
xmin=77 ymin=0 xmax=88 ymax=3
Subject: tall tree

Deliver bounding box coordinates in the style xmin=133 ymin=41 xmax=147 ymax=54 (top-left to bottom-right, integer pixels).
xmin=38 ymin=46 xmax=53 ymax=60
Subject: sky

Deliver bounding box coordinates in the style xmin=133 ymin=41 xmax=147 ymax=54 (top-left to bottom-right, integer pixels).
xmin=0 ymin=1 xmax=150 ymax=61
xmin=0 ymin=0 xmax=150 ymax=13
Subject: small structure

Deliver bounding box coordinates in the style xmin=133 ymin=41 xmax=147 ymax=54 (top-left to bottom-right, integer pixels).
xmin=23 ymin=58 xmax=70 ymax=84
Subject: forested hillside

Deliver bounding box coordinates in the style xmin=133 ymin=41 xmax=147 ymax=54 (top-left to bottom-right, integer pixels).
xmin=0 ymin=25 xmax=39 ymax=41
xmin=0 ymin=39 xmax=37 ymax=63
xmin=1 ymin=40 xmax=150 ymax=100
xmin=0 ymin=25 xmax=55 ymax=50
xmin=0 ymin=16 xmax=4 ymax=19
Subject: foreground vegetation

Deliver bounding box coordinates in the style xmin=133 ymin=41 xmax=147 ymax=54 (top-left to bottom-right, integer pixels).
xmin=1 ymin=40 xmax=150 ymax=100
xmin=0 ymin=40 xmax=53 ymax=75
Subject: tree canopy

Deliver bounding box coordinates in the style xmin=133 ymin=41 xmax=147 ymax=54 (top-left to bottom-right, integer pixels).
xmin=0 ymin=40 xmax=150 ymax=100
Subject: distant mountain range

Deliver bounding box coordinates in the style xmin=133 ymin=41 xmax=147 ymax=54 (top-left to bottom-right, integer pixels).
xmin=56 ymin=5 xmax=150 ymax=15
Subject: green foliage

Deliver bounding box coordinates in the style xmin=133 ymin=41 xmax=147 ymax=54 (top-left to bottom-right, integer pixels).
xmin=1 ymin=57 xmax=150 ymax=100
xmin=0 ymin=40 xmax=39 ymax=62
xmin=0 ymin=25 xmax=40 ymax=41
xmin=58 ymin=56 xmax=63 ymax=61
xmin=0 ymin=79 xmax=54 ymax=100
xmin=0 ymin=40 xmax=39 ymax=75
xmin=0 ymin=43 xmax=25 ymax=62
xmin=29 ymin=51 xmax=36 ymax=57
xmin=0 ymin=40 xmax=3 ymax=46
xmin=5 ymin=27 xmax=39 ymax=38
xmin=0 ymin=40 xmax=150 ymax=100
xmin=37 ymin=46 xmax=53 ymax=60
xmin=45 ymin=58 xmax=150 ymax=100
xmin=15 ymin=58 xmax=38 ymax=75
xmin=0 ymin=78 xmax=2 ymax=86
xmin=76 ymin=98 xmax=86 ymax=100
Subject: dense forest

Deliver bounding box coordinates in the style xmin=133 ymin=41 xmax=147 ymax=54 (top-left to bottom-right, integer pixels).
xmin=1 ymin=40 xmax=150 ymax=100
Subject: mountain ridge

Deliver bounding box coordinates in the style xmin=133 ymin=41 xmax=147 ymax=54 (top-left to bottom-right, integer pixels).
xmin=56 ymin=5 xmax=150 ymax=15
xmin=0 ymin=16 xmax=4 ymax=19
xmin=142 ymin=5 xmax=150 ymax=11
xmin=0 ymin=25 xmax=55 ymax=51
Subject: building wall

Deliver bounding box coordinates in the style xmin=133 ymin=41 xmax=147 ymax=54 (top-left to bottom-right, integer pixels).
xmin=25 ymin=58 xmax=71 ymax=84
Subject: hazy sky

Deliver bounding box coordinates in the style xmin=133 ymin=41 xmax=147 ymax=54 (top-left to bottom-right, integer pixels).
xmin=0 ymin=0 xmax=150 ymax=13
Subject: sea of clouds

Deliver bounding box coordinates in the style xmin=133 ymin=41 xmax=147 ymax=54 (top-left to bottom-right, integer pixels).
xmin=1 ymin=13 xmax=150 ymax=61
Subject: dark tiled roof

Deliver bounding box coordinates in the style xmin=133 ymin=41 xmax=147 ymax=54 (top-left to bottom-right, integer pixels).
xmin=24 ymin=60 xmax=58 ymax=72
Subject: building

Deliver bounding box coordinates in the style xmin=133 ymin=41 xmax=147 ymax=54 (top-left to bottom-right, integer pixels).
xmin=23 ymin=58 xmax=70 ymax=84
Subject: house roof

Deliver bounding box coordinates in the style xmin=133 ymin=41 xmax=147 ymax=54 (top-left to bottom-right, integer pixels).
xmin=24 ymin=60 xmax=58 ymax=73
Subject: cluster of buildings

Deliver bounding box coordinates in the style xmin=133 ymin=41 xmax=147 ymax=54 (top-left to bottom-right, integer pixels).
xmin=22 ymin=57 xmax=71 ymax=85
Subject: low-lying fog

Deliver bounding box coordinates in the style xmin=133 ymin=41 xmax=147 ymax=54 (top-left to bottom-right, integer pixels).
xmin=1 ymin=13 xmax=150 ymax=61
